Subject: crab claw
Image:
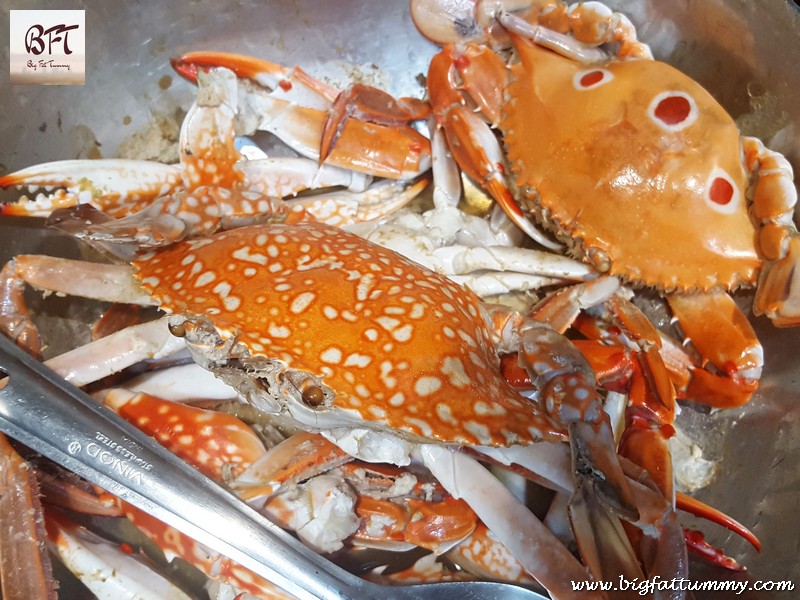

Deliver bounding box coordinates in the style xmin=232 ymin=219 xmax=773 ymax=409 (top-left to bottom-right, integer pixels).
xmin=667 ymin=291 xmax=763 ymax=408
xmin=426 ymin=44 xmax=561 ymax=250
xmin=754 ymin=234 xmax=800 ymax=326
xmin=46 ymin=188 xmax=290 ymax=260
xmin=0 ymin=159 xmax=182 ymax=218
xmin=676 ymin=492 xmax=761 ymax=552
xmin=171 ymin=50 xmax=338 ymax=108
xmin=683 ymin=529 xmax=745 ymax=571
xmin=320 ymin=83 xmax=430 ymax=164
xmin=172 ymin=52 xmax=432 ymax=181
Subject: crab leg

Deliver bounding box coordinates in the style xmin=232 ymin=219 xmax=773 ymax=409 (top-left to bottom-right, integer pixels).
xmin=742 ymin=136 xmax=800 ymax=326
xmin=474 ymin=442 xmax=573 ymax=493
xmin=96 ymin=390 xmax=296 ymax=595
xmin=46 ymin=318 xmax=184 ymax=387
xmin=411 ymin=0 xmax=652 ymax=61
xmin=1 ymin=68 xmax=241 ymax=228
xmin=538 ymin=288 xmax=763 ymax=564
xmin=248 ymin=95 xmax=433 ymax=179
xmin=288 ymin=177 xmax=429 ymax=227
xmin=230 ymin=431 xmax=350 ymax=501
xmin=240 ymin=156 xmax=372 ymax=197
xmin=426 ymin=45 xmax=560 ymax=249
xmin=524 ymin=284 xmax=699 ymax=582
xmin=352 ymin=463 xmax=478 ymax=550
xmin=348 ymin=205 xmax=591 ymax=296
xmin=488 ymin=303 xmax=650 ymax=586
xmin=675 ymin=492 xmax=761 ymax=553
xmin=418 ymin=444 xmax=602 ymax=599
xmin=430 ymin=127 xmax=462 ymax=208
xmin=433 ymin=244 xmax=592 ymax=280
xmin=48 ymin=188 xmax=292 ymax=256
xmin=179 ymin=67 xmax=244 ymax=191
xmin=3 ymin=255 xmax=183 ymax=387
xmin=496 ymin=2 xmax=652 ymax=60
xmin=0 ymin=434 xmax=57 ymax=600
xmin=0 ymin=260 xmax=43 ymax=358
xmin=529 ymin=276 xmax=621 ymax=332
xmin=45 ymin=509 xmax=194 ymax=600
xmin=12 ymin=255 xmax=152 ymax=305
xmin=120 ymin=362 xmax=240 ymax=402
xmin=446 ymin=522 xmax=537 ymax=585
xmin=93 ymin=390 xmax=304 ymax=597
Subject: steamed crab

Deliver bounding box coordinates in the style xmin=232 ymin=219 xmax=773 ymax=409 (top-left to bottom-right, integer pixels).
xmin=381 ymin=0 xmax=799 ymax=411
xmin=0 ymin=59 xmax=690 ymax=598
xmin=3 ymin=214 xmax=675 ymax=598
xmin=0 ymin=1 xmax=783 ymax=594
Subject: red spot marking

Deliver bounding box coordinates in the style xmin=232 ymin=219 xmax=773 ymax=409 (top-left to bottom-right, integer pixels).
xmin=279 ymin=79 xmax=292 ymax=92
xmin=119 ymin=542 xmax=135 ymax=554
xmin=709 ymin=177 xmax=734 ymax=205
xmin=454 ymin=54 xmax=471 ymax=69
xmin=579 ymin=70 xmax=604 ymax=87
xmin=496 ymin=162 xmax=506 ymax=175
xmin=654 ymin=95 xmax=691 ymax=125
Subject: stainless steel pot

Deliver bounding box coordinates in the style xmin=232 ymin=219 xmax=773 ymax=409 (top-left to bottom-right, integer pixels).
xmin=1 ymin=1 xmax=799 ymax=597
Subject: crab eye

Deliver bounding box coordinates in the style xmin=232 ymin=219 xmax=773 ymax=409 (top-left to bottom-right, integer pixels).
xmin=301 ymin=384 xmax=326 ymax=407
xmin=168 ymin=321 xmax=187 ymax=337
xmin=648 ymin=91 xmax=698 ymax=132
xmin=704 ymin=168 xmax=741 ymax=214
xmin=573 ymin=68 xmax=614 ymax=91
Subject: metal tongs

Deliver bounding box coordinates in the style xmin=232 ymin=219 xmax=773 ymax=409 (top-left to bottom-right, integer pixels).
xmin=0 ymin=333 xmax=547 ymax=600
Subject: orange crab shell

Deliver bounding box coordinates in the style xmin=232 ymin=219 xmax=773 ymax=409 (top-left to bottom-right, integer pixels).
xmin=133 ymin=222 xmax=566 ymax=447
xmin=503 ymin=36 xmax=761 ymax=292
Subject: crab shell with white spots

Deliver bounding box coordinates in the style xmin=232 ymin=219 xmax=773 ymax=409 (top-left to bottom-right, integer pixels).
xmin=133 ymin=221 xmax=566 ymax=454
xmin=503 ymin=36 xmax=761 ymax=292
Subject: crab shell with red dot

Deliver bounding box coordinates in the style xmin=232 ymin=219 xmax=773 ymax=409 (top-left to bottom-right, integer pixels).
xmin=503 ymin=36 xmax=762 ymax=293
xmin=133 ymin=222 xmax=567 ymax=448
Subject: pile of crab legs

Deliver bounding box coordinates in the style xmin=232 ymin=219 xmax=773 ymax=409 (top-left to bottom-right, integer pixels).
xmin=1 ymin=0 xmax=798 ymax=597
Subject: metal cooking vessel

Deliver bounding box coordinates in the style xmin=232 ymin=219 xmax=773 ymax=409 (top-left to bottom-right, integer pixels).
xmin=1 ymin=1 xmax=799 ymax=598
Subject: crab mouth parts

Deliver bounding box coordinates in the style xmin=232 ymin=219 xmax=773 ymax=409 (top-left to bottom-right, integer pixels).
xmin=165 ymin=314 xmax=437 ymax=464
xmin=168 ymin=314 xmax=382 ymax=431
